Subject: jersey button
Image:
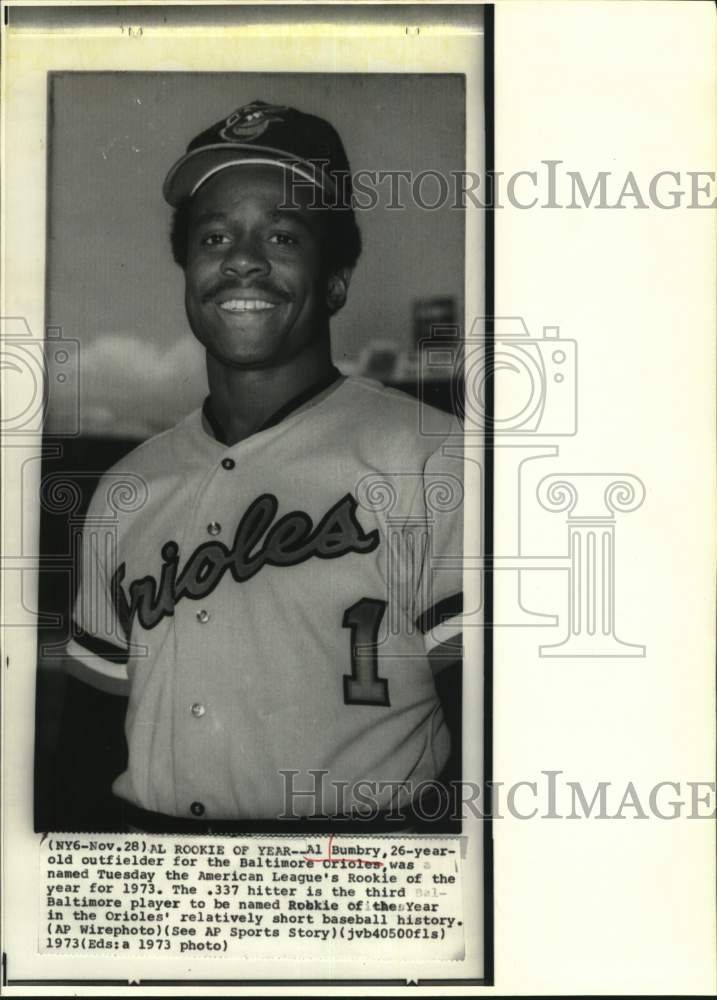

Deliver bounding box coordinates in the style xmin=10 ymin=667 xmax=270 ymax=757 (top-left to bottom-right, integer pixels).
xmin=191 ymin=702 xmax=206 ymax=718
xmin=196 ymin=609 xmax=210 ymax=624
xmin=221 ymin=458 xmax=236 ymax=470
xmin=207 ymin=521 xmax=221 ymax=535
xmin=190 ymin=801 xmax=205 ymax=817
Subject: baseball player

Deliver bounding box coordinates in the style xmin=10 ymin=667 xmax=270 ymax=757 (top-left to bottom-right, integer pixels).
xmin=64 ymin=101 xmax=466 ymax=831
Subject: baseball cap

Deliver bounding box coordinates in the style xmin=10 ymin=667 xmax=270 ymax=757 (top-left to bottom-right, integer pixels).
xmin=163 ymin=100 xmax=353 ymax=208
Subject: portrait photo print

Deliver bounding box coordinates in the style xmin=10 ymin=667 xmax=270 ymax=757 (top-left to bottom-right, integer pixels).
xmin=35 ymin=70 xmax=481 ymax=835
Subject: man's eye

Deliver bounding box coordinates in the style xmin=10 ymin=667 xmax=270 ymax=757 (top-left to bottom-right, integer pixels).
xmin=269 ymin=232 xmax=298 ymax=246
xmin=201 ymin=233 xmax=231 ymax=246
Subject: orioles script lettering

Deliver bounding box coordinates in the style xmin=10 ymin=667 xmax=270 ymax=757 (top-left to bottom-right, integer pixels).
xmin=110 ymin=492 xmax=379 ymax=632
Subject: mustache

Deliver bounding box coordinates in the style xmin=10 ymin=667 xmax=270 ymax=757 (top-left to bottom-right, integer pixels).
xmin=202 ymin=281 xmax=289 ymax=304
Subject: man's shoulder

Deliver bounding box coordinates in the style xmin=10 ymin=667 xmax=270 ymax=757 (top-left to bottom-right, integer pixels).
xmin=84 ymin=408 xmax=203 ymax=515
xmin=337 ymin=376 xmax=460 ymax=459
xmin=106 ymin=408 xmax=201 ymax=471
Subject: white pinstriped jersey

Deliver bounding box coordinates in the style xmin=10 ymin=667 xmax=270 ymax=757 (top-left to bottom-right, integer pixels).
xmin=67 ymin=375 xmax=465 ymax=820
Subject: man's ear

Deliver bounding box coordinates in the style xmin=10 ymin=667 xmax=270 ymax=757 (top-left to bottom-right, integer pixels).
xmin=326 ymin=267 xmax=352 ymax=316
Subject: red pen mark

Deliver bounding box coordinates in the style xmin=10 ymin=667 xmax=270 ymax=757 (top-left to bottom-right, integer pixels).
xmin=303 ymin=834 xmax=384 ymax=867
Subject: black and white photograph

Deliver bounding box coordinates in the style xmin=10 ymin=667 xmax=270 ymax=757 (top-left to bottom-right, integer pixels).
xmin=34 ymin=67 xmax=482 ymax=835
xmin=2 ymin=1 xmax=715 ymax=994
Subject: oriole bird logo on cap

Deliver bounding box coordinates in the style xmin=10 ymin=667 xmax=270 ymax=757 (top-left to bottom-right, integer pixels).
xmin=219 ymin=102 xmax=289 ymax=142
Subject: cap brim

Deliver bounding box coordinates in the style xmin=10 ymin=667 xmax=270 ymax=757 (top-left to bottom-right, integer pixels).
xmin=162 ymin=145 xmax=330 ymax=206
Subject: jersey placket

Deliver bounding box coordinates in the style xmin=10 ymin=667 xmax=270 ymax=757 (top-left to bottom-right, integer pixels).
xmin=170 ymin=448 xmax=245 ymax=819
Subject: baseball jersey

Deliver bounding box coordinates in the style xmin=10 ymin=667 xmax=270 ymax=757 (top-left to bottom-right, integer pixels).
xmin=66 ymin=374 xmax=466 ymax=820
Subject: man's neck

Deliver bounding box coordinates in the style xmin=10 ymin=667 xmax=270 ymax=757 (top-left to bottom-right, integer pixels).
xmin=205 ymin=340 xmax=336 ymax=446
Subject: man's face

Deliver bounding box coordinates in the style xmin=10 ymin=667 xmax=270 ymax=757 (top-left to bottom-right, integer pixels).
xmin=184 ymin=164 xmax=336 ymax=369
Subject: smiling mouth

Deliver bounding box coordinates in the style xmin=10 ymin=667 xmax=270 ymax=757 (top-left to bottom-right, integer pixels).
xmin=217 ymin=298 xmax=280 ymax=313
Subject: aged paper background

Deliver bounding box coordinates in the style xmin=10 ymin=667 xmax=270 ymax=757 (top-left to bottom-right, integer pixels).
xmin=2 ymin=0 xmax=716 ymax=995
xmin=494 ymin=2 xmax=715 ymax=994
xmin=2 ymin=1 xmax=485 ymax=988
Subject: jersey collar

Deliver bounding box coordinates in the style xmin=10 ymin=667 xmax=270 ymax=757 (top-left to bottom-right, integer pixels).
xmin=202 ymin=365 xmax=344 ymax=446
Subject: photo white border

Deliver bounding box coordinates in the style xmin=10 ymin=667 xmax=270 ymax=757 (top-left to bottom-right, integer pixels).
xmin=1 ymin=1 xmax=487 ymax=989
xmin=3 ymin=0 xmax=716 ymax=995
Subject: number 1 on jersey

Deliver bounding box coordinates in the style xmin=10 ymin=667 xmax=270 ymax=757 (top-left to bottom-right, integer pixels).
xmin=342 ymin=597 xmax=390 ymax=706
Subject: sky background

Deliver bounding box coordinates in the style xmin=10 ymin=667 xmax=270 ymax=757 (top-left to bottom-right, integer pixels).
xmin=45 ymin=71 xmax=468 ymax=438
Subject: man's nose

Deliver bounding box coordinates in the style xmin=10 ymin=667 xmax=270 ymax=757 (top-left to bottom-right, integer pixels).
xmin=220 ymin=236 xmax=270 ymax=278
